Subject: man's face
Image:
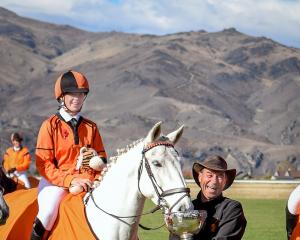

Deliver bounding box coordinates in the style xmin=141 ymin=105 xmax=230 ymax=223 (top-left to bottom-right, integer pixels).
xmin=198 ymin=168 xmax=227 ymax=202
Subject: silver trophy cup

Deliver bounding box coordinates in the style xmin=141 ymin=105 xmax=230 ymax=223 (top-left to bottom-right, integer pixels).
xmin=165 ymin=210 xmax=207 ymax=240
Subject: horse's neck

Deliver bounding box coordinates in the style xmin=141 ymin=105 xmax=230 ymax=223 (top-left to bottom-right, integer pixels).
xmin=85 ymin=142 xmax=146 ymax=239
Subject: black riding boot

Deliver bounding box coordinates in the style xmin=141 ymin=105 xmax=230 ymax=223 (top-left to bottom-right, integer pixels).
xmin=31 ymin=218 xmax=48 ymax=240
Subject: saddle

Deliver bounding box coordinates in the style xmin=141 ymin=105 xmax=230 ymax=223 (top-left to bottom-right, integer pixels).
xmin=0 ymin=188 xmax=96 ymax=240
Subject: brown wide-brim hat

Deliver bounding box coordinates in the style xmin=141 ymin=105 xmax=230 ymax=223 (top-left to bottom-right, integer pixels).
xmin=192 ymin=155 xmax=236 ymax=190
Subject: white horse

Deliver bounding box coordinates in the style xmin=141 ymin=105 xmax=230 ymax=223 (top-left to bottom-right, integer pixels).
xmin=84 ymin=121 xmax=192 ymax=240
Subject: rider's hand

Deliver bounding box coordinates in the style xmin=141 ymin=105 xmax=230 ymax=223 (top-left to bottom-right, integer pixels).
xmin=70 ymin=178 xmax=92 ymax=192
xmin=7 ymin=167 xmax=16 ymax=174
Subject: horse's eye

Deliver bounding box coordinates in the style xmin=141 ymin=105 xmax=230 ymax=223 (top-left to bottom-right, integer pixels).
xmin=152 ymin=160 xmax=162 ymax=167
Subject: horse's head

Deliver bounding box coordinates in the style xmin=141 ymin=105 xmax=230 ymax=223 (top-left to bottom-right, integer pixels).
xmin=138 ymin=122 xmax=193 ymax=213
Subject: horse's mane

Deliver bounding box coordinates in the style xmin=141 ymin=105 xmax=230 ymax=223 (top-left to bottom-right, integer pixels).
xmin=95 ymin=138 xmax=144 ymax=186
xmin=108 ymin=138 xmax=144 ymax=164
xmin=96 ymin=136 xmax=176 ymax=186
xmin=108 ymin=136 xmax=175 ymax=164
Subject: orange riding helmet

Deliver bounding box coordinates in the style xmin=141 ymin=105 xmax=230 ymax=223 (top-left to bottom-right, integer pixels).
xmin=54 ymin=70 xmax=89 ymax=100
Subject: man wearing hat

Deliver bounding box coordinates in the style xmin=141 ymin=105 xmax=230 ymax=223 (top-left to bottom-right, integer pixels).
xmin=190 ymin=155 xmax=247 ymax=239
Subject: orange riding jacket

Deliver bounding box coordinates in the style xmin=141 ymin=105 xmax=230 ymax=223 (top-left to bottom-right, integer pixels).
xmin=35 ymin=113 xmax=107 ymax=188
xmin=3 ymin=147 xmax=31 ymax=172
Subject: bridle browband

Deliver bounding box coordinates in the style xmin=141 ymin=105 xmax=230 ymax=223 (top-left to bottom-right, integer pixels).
xmin=86 ymin=140 xmax=190 ymax=230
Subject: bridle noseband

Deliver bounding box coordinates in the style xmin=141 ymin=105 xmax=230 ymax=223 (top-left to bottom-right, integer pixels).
xmin=87 ymin=140 xmax=190 ymax=230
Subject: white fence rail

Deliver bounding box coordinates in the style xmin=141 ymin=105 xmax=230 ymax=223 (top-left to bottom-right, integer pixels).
xmin=186 ymin=179 xmax=300 ymax=184
xmin=186 ymin=179 xmax=300 ymax=199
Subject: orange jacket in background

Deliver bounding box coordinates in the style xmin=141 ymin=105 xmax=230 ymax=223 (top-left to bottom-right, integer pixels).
xmin=35 ymin=114 xmax=107 ymax=188
xmin=3 ymin=147 xmax=31 ymax=172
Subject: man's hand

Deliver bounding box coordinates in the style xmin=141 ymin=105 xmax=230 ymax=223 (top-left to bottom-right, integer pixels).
xmin=169 ymin=233 xmax=180 ymax=240
xmin=7 ymin=167 xmax=16 ymax=174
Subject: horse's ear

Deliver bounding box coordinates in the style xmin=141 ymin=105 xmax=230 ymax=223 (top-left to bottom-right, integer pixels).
xmin=145 ymin=121 xmax=162 ymax=144
xmin=167 ymin=125 xmax=184 ymax=145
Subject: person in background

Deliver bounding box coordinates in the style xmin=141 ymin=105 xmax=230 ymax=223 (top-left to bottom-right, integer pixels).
xmin=3 ymin=132 xmax=31 ymax=188
xmin=170 ymin=155 xmax=247 ymax=240
xmin=31 ymin=70 xmax=107 ymax=240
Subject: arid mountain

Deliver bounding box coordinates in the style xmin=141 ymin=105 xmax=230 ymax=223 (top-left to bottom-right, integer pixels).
xmin=1 ymin=7 xmax=300 ymax=178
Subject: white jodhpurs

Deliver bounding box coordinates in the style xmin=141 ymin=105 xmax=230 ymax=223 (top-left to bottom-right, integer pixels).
xmin=37 ymin=178 xmax=68 ymax=230
xmin=10 ymin=171 xmax=31 ymax=188
xmin=17 ymin=172 xmax=31 ymax=188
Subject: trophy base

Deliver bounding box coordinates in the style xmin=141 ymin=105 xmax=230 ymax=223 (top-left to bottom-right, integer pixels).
xmin=180 ymin=233 xmax=193 ymax=240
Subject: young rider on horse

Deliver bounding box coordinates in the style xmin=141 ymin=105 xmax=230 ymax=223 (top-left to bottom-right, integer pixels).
xmin=3 ymin=132 xmax=32 ymax=188
xmin=31 ymin=70 xmax=107 ymax=240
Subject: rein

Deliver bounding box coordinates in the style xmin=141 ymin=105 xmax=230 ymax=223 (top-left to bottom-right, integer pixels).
xmin=86 ymin=141 xmax=190 ymax=230
xmin=87 ymin=190 xmax=161 ymax=227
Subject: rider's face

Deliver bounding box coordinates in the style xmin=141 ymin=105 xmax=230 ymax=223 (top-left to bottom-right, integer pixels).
xmin=63 ymin=92 xmax=86 ymax=115
xmin=12 ymin=140 xmax=21 ymax=148
xmin=198 ymin=168 xmax=227 ymax=202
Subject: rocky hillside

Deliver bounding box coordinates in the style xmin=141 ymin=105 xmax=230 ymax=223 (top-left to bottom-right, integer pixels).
xmin=1 ymin=7 xmax=300 ymax=178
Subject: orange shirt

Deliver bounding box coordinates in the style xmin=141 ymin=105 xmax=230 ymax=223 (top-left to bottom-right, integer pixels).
xmin=3 ymin=146 xmax=31 ymax=172
xmin=35 ymin=114 xmax=107 ymax=188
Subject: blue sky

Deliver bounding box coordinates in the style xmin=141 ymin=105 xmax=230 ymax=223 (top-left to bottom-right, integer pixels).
xmin=1 ymin=0 xmax=300 ymax=48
